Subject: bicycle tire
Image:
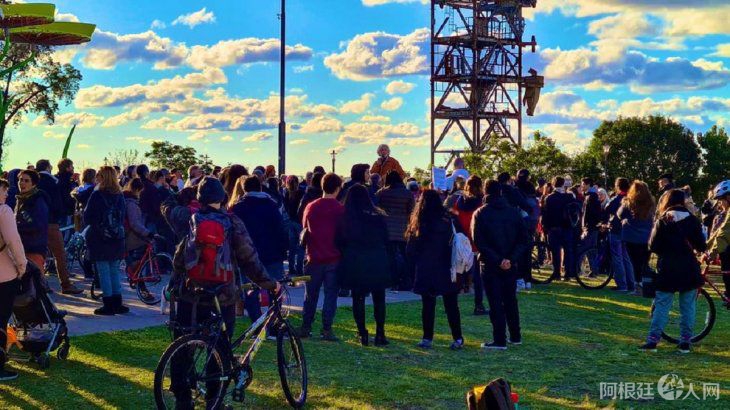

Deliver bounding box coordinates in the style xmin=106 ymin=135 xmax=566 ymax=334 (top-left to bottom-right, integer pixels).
xmin=575 ymin=248 xmax=612 ymax=290
xmin=531 ymin=241 xmax=555 ymax=285
xmin=277 ymin=323 xmax=308 ymax=408
xmin=136 ymin=253 xmax=173 ymax=305
xmin=651 ymin=288 xmax=716 ymax=344
xmin=154 ymin=334 xmax=231 ymax=410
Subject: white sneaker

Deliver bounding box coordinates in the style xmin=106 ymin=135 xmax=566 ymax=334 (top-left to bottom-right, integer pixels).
xmin=516 ymin=279 xmax=526 ymax=291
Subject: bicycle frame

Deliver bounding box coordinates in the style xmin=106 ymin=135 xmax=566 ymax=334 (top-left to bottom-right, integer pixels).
xmin=127 ymin=242 xmax=160 ymax=285
xmin=700 ymin=266 xmax=730 ymax=306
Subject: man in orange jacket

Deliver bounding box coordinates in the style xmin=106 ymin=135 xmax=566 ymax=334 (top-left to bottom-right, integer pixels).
xmin=371 ymin=144 xmax=406 ymax=180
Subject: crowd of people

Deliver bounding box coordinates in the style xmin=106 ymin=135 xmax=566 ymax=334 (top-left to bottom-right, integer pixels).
xmin=1 ymin=142 xmax=729 ymax=383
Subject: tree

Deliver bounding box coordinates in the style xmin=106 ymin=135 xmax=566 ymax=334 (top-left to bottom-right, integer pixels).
xmin=571 ymin=151 xmax=603 ymax=185
xmin=0 ymin=43 xmax=82 ymax=165
xmin=144 ymin=141 xmax=199 ymax=174
xmin=411 ymin=167 xmax=430 ymax=182
xmin=587 ymin=116 xmax=702 ymax=193
xmin=107 ymin=149 xmax=141 ymax=170
xmin=462 ymin=138 xmax=517 ymax=179
xmin=697 ymin=125 xmax=730 ymax=194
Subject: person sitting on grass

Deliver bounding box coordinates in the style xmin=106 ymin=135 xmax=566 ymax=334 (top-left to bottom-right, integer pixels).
xmin=641 ymin=189 xmax=706 ymax=354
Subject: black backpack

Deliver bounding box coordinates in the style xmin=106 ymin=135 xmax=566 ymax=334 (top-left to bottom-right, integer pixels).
xmin=99 ymin=194 xmax=125 ymax=241
xmin=467 ymin=378 xmax=516 ymax=410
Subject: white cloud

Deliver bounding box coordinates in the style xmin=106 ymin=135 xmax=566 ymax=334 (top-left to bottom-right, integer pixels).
xmin=243 ymin=132 xmax=273 ymax=143
xmin=324 ymin=28 xmax=429 ymax=81
xmin=187 ymin=131 xmax=207 ymax=141
xmin=293 ymin=65 xmax=314 ymax=73
xmin=187 ymin=39 xmax=312 ymax=70
xmin=34 ymin=112 xmax=103 ymax=128
xmin=172 ymin=8 xmax=216 ymax=29
xmin=151 ymin=20 xmax=167 ymax=29
xmin=220 ymin=135 xmax=233 ymax=142
xmin=43 ymin=130 xmax=65 ymax=140
xmin=298 ymin=117 xmax=344 ymax=134
xmin=385 ymin=80 xmax=415 ymax=95
xmin=337 ymin=121 xmax=423 ymax=145
xmin=340 ymin=93 xmax=375 ymax=114
xmin=360 ymin=115 xmax=391 ymax=122
xmin=362 ymin=0 xmax=428 ymax=5
xmin=76 ymin=144 xmax=92 ymax=149
xmin=711 ymin=44 xmax=730 ymax=58
xmin=381 ymin=97 xmax=403 ymax=111
xmin=290 ymin=139 xmax=309 ymax=145
xmin=82 ymin=30 xmax=188 ymax=70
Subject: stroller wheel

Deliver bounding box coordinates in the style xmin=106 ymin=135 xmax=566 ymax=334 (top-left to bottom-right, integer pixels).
xmin=37 ymin=353 xmax=51 ymax=369
xmin=57 ymin=343 xmax=70 ymax=360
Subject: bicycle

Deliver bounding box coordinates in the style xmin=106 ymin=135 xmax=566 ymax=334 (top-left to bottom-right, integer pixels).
xmin=90 ymin=237 xmax=173 ymax=305
xmin=530 ymin=231 xmax=554 ymax=284
xmin=651 ymin=261 xmax=729 ymax=344
xmin=575 ymin=231 xmax=614 ymax=290
xmin=153 ymin=276 xmax=310 ymax=409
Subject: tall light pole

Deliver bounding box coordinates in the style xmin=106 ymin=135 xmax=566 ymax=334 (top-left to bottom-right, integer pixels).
xmin=602 ymin=144 xmax=611 ymax=189
xmin=278 ymin=0 xmax=286 ymax=175
xmin=331 ymin=150 xmax=337 ymax=174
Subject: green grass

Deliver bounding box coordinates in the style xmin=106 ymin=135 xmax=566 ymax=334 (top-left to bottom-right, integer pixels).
xmin=1 ymin=281 xmax=729 ymax=409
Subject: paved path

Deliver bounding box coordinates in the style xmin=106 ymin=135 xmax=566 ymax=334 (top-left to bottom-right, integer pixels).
xmin=44 ymin=272 xmax=421 ymax=336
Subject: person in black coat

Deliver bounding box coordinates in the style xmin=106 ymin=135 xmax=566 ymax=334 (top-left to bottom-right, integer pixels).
xmin=641 ymin=189 xmax=707 ymax=353
xmin=337 ymin=164 xmax=370 ymax=202
xmin=406 ymin=190 xmax=463 ymax=350
xmin=15 ymin=170 xmax=50 ymax=260
xmin=473 ymin=180 xmax=529 ymax=349
xmin=5 ymin=169 xmax=20 ymax=211
xmin=297 ymin=172 xmax=324 ymax=224
xmin=83 ymin=166 xmax=128 ymax=316
xmin=55 ymin=158 xmax=77 ymax=224
xmin=283 ymin=176 xmax=306 ymax=276
xmin=336 ymin=184 xmax=391 ymax=346
xmin=541 ymin=176 xmax=577 ymax=280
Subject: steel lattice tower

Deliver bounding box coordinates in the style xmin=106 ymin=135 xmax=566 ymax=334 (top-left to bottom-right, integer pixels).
xmin=430 ymin=0 xmax=540 ymax=167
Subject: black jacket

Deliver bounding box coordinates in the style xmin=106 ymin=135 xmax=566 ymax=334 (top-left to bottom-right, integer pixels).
xmin=15 ymin=188 xmax=50 ymax=254
xmin=582 ymin=191 xmax=602 ymax=233
xmin=541 ymin=191 xmax=573 ymax=230
xmin=56 ymin=171 xmax=77 ymax=218
xmin=138 ymin=177 xmax=162 ymax=224
xmin=297 ymin=186 xmax=323 ymax=224
xmin=230 ymin=193 xmax=287 ymax=266
xmin=37 ymin=172 xmax=64 ymax=223
xmin=406 ymin=213 xmax=460 ymax=296
xmin=604 ymin=193 xmax=626 ymax=234
xmin=376 ymin=183 xmax=415 ymax=242
xmin=283 ymin=187 xmax=305 ymax=223
xmin=649 ymin=206 xmax=707 ymax=293
xmin=473 ymin=196 xmax=529 ymax=270
xmin=502 ymin=183 xmax=530 ymax=214
xmin=84 ymin=190 xmax=127 ymax=262
xmin=335 ymin=211 xmax=391 ymax=291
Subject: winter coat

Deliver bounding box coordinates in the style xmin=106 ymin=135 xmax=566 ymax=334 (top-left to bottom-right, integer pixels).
xmin=582 ymin=190 xmax=602 ymax=233
xmin=138 ymin=177 xmax=162 ymax=224
xmin=297 ymin=186 xmax=323 ymax=224
xmin=172 ymin=206 xmax=276 ymax=306
xmin=335 ymin=211 xmax=391 ymax=291
xmin=371 ymin=156 xmax=406 ymax=179
xmin=708 ymin=210 xmax=730 ymax=256
xmin=55 ymin=171 xmax=77 ymax=218
xmin=283 ymin=187 xmax=305 ymax=222
xmin=5 ymin=169 xmax=20 ymax=211
xmin=0 ymin=204 xmax=27 ymax=282
xmin=473 ymin=196 xmax=529 ymax=270
xmin=648 ymin=206 xmax=707 ymax=293
xmin=124 ymin=192 xmax=151 ymax=252
xmin=72 ymin=184 xmax=95 ymax=210
xmin=502 ymin=183 xmax=530 ymax=214
xmin=337 ymin=180 xmax=364 ymax=202
xmin=541 ymin=191 xmax=574 ymax=230
xmin=700 ymin=199 xmax=716 ymax=231
xmin=83 ymin=190 xmax=127 ymax=262
xmin=617 ymin=204 xmax=653 ymax=244
xmin=161 ymin=194 xmax=197 ymax=242
xmin=230 ymin=192 xmax=287 ymax=265
xmin=376 ymin=183 xmax=415 ymax=242
xmin=406 ymin=212 xmax=460 ymax=296
xmin=15 ymin=188 xmax=50 ymax=254
xmin=605 ymin=193 xmax=627 ymax=235
xmin=37 ymin=172 xmax=64 ymax=223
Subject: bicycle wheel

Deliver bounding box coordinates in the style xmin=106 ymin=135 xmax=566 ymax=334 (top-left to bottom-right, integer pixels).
xmin=575 ymin=248 xmax=612 ymax=290
xmin=531 ymin=241 xmax=555 ymax=285
xmin=137 ymin=253 xmax=173 ymax=305
xmin=154 ymin=334 xmax=231 ymax=410
xmin=651 ymin=288 xmax=716 ymax=344
xmin=277 ymin=323 xmax=307 ymax=408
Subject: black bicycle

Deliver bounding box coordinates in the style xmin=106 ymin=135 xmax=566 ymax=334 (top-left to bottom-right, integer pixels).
xmin=530 ymin=232 xmax=554 ymax=284
xmin=575 ymin=231 xmax=614 ymax=290
xmin=153 ymin=277 xmax=310 ymax=409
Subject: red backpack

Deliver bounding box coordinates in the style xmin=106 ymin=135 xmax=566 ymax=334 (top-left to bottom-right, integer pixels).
xmin=184 ymin=212 xmax=235 ymax=285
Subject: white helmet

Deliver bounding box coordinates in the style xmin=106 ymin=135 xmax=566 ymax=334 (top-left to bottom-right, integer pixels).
xmin=714 ymin=180 xmax=730 ymax=199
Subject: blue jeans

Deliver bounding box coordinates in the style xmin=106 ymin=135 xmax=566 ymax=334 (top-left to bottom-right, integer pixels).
xmin=548 ymin=228 xmax=575 ymax=278
xmin=288 ymin=223 xmax=305 ymax=276
xmin=609 ymin=234 xmax=635 ymax=290
xmin=244 ymin=262 xmax=285 ymax=323
xmin=95 ymin=260 xmax=122 ymax=297
xmin=648 ymin=290 xmax=696 ymax=344
xmin=302 ymin=262 xmax=339 ymax=331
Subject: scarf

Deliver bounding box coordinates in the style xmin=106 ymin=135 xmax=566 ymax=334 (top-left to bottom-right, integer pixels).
xmin=16 ymin=187 xmax=39 ymax=205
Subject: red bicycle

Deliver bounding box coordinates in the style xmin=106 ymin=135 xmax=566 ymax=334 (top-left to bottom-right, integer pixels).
xmin=651 ymin=258 xmax=729 ymax=344
xmin=90 ymin=238 xmax=173 ymax=305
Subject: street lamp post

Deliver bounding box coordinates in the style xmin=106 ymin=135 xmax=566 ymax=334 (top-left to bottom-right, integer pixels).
xmin=603 ymin=144 xmax=611 ymax=188
xmin=278 ymin=0 xmax=286 ymax=175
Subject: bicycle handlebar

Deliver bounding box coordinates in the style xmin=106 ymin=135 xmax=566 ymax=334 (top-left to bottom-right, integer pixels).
xmin=240 ymin=276 xmax=311 ymax=292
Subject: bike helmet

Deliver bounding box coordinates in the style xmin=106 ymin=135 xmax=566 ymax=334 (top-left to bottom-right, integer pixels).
xmin=713 ymin=180 xmax=730 ymax=200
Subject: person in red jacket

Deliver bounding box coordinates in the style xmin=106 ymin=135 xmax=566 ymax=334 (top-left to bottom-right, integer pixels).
xmin=297 ymin=173 xmax=345 ymax=341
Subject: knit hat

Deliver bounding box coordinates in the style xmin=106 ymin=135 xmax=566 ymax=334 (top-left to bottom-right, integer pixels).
xmin=197 ymin=176 xmax=226 ymax=205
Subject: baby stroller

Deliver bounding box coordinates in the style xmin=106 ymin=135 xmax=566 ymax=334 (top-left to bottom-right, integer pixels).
xmin=9 ymin=261 xmax=70 ymax=369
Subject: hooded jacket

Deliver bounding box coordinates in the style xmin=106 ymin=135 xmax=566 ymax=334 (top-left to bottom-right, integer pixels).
xmin=648 ymin=206 xmax=707 ymax=293
xmin=15 ymin=188 xmax=50 ymax=254
xmin=473 ymin=196 xmax=529 ymax=270
xmin=5 ymin=169 xmax=20 ymax=211
xmin=376 ymin=182 xmax=415 ymax=242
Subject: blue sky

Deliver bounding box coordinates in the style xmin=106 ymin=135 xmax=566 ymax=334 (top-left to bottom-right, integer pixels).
xmin=5 ymin=0 xmax=730 ymax=174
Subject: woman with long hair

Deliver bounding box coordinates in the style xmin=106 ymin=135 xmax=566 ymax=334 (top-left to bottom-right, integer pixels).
xmin=618 ymin=181 xmax=655 ymax=293
xmin=406 ymin=190 xmax=463 ymax=350
xmin=641 ymin=189 xmax=706 ymax=353
xmin=452 ymin=175 xmax=487 ymax=315
xmin=84 ymin=166 xmax=128 ymax=315
xmin=336 ymin=184 xmax=391 ymax=346
xmin=221 ymin=165 xmax=249 ymax=207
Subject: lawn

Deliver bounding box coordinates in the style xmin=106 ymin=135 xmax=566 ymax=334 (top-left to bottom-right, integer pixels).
xmin=1 ymin=281 xmax=729 ymax=409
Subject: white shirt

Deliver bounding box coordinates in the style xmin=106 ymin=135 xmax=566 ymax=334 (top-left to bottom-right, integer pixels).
xmin=446 ymin=168 xmax=470 ymax=191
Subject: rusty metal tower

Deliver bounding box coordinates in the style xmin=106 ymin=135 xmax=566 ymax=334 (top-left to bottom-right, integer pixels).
xmin=430 ymin=0 xmax=541 ymax=167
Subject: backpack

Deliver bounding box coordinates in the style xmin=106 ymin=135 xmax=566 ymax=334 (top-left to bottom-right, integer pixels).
xmin=564 ymin=199 xmax=582 ymax=229
xmin=450 ymin=221 xmax=474 ymax=282
xmin=99 ymin=194 xmax=125 ymax=241
xmin=184 ymin=212 xmax=235 ymax=285
xmin=467 ymin=378 xmax=516 ymax=410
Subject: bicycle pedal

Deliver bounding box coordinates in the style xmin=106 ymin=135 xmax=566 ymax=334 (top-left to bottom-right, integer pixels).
xmin=232 ymin=388 xmax=245 ymax=402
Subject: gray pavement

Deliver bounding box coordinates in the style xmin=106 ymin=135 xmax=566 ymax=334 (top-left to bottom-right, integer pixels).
xmin=43 ymin=270 xmax=421 ymax=336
